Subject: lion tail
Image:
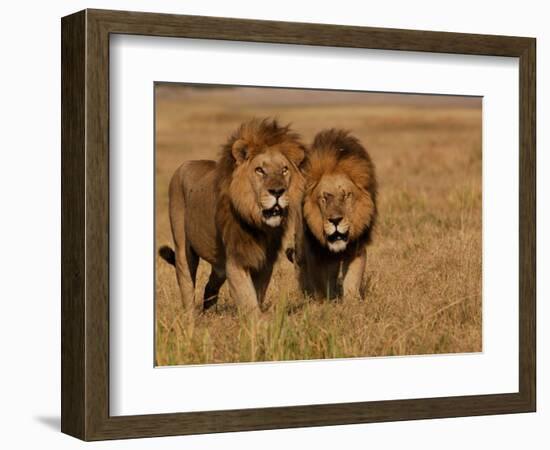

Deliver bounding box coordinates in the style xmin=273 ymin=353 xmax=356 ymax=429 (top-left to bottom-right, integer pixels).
xmin=158 ymin=245 xmax=176 ymax=266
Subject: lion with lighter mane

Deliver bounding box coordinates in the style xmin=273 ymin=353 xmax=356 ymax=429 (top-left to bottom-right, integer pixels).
xmin=159 ymin=118 xmax=305 ymax=316
xmin=293 ymin=129 xmax=377 ymax=300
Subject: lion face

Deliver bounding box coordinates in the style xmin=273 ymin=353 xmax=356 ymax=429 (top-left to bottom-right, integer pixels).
xmin=229 ymin=144 xmax=300 ymax=228
xmin=249 ymin=149 xmax=292 ymax=227
xmin=304 ymin=172 xmax=374 ymax=253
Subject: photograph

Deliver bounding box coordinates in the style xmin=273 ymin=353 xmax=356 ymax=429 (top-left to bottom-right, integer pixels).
xmin=154 ymin=84 xmax=482 ymax=366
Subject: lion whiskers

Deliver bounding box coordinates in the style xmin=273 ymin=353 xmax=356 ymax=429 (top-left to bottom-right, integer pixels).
xmin=260 ymin=195 xmax=278 ymax=209
xmin=324 ymin=222 xmax=336 ymax=235
xmin=323 ymin=221 xmax=350 ymax=236
xmin=278 ymin=196 xmax=289 ymax=209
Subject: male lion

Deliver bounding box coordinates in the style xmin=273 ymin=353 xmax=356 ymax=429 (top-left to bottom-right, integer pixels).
xmin=293 ymin=129 xmax=377 ymax=300
xmin=159 ymin=118 xmax=305 ymax=316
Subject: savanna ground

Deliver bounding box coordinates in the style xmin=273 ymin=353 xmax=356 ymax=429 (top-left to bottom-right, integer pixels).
xmin=155 ymin=84 xmax=482 ymax=366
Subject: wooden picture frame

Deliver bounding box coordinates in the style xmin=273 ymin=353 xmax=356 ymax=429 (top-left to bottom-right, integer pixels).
xmin=61 ymin=8 xmax=536 ymax=441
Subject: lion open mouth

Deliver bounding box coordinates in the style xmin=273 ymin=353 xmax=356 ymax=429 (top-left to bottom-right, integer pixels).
xmin=262 ymin=204 xmax=284 ymax=219
xmin=327 ymin=230 xmax=349 ymax=243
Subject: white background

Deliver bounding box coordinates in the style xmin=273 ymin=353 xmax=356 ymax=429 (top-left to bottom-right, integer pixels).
xmin=0 ymin=0 xmax=547 ymax=449
xmin=110 ymin=36 xmax=519 ymax=415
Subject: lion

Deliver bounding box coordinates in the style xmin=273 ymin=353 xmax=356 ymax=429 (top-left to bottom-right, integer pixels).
xmin=292 ymin=129 xmax=377 ymax=300
xmin=159 ymin=118 xmax=305 ymax=316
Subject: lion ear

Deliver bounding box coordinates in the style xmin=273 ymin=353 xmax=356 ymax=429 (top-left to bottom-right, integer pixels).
xmin=287 ymin=144 xmax=306 ymax=169
xmin=231 ymin=139 xmax=249 ymax=164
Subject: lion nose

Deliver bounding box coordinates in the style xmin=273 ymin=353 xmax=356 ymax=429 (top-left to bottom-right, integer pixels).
xmin=268 ymin=188 xmax=285 ymax=199
xmin=328 ymin=216 xmax=343 ymax=226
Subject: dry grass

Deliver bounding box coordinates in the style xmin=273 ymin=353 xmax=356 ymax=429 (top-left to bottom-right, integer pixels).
xmin=155 ymin=85 xmax=482 ymax=366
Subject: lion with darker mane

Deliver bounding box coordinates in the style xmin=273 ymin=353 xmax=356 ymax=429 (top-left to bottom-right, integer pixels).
xmin=293 ymin=129 xmax=377 ymax=300
xmin=159 ymin=118 xmax=305 ymax=316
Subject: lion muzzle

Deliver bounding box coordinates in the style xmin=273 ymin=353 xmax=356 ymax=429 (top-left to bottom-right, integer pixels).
xmin=260 ymin=191 xmax=289 ymax=227
xmin=324 ymin=220 xmax=350 ymax=252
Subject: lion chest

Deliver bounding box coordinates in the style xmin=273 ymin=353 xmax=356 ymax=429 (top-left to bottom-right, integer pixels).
xmin=301 ymin=228 xmax=351 ymax=299
xmin=217 ymin=196 xmax=284 ymax=272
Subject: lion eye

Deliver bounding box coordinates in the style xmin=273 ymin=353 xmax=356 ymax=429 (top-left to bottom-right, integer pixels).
xmin=255 ymin=167 xmax=265 ymax=175
xmin=282 ymin=166 xmax=289 ymax=175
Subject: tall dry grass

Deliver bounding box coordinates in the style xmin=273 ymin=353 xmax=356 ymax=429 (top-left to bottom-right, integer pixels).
xmin=155 ymin=85 xmax=482 ymax=366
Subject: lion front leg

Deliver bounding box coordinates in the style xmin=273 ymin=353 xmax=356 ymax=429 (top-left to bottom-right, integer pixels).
xmin=252 ymin=265 xmax=275 ymax=310
xmin=226 ymin=257 xmax=262 ymax=316
xmin=203 ymin=267 xmax=226 ymax=311
xmin=342 ymin=250 xmax=366 ymax=300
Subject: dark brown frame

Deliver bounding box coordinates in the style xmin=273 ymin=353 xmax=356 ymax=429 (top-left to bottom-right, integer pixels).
xmin=61 ymin=8 xmax=536 ymax=441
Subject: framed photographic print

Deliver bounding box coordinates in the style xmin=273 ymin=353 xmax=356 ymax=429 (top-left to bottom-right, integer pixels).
xmin=61 ymin=9 xmax=536 ymax=441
